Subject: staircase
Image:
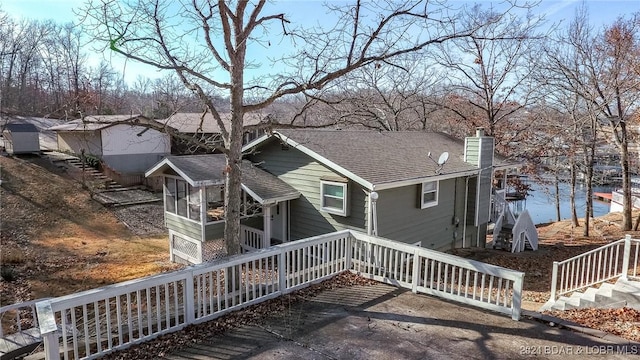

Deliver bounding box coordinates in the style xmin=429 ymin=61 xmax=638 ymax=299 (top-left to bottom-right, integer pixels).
xmin=541 ymin=278 xmax=640 ymax=311
xmin=64 ymin=158 xmax=123 ymax=190
xmin=542 ymin=235 xmax=640 ymax=312
xmin=490 ymin=189 xmax=538 ymax=253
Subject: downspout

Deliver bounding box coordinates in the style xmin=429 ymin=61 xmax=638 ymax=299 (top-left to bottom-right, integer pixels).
xmin=200 ymin=186 xmax=206 ymax=243
xmin=371 ymin=192 xmax=379 ymax=236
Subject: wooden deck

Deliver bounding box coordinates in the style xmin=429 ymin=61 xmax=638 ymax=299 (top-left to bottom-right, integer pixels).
xmin=0 ymin=328 xmax=41 ymax=360
xmin=594 ymin=192 xmax=612 ymax=202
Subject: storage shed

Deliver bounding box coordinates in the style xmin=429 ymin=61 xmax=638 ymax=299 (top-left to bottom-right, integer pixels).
xmin=2 ymin=123 xmax=40 ymax=154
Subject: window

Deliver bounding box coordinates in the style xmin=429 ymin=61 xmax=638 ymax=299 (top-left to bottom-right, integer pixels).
xmin=420 ymin=180 xmax=438 ymax=209
xmin=321 ymin=180 xmax=348 ymax=216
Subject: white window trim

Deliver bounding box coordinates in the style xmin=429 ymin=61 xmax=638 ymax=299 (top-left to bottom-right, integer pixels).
xmin=320 ymin=180 xmax=348 ymax=216
xmin=420 ymin=180 xmax=439 ymax=209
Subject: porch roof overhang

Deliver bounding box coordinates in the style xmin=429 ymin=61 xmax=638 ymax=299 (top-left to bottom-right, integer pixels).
xmin=145 ymin=154 xmax=300 ymax=205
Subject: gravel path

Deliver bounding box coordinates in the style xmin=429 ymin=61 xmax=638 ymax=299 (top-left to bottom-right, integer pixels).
xmin=112 ymin=203 xmax=167 ymax=237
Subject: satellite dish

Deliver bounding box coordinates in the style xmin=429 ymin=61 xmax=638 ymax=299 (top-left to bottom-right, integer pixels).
xmin=438 ymin=152 xmax=449 ymax=165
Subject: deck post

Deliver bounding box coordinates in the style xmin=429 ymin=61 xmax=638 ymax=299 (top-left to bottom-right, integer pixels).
xmin=345 ymin=233 xmax=353 ymax=271
xmin=263 ymin=206 xmax=271 ymax=249
xmin=185 ymin=270 xmax=195 ymax=324
xmin=622 ymin=235 xmax=632 ymax=280
xmin=511 ymin=272 xmax=524 ymax=321
xmin=411 ymin=248 xmax=420 ymax=293
xmin=278 ymin=248 xmax=287 ymax=293
xmin=42 ymin=331 xmax=60 ymax=360
xmin=550 ymin=261 xmax=559 ymax=300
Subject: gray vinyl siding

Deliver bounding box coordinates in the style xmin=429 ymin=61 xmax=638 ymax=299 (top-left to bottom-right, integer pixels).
xmin=204 ymin=222 xmax=224 ymax=240
xmin=250 ymin=141 xmax=367 ymax=240
xmin=376 ymin=178 xmax=477 ymax=251
xmin=165 ymin=212 xmax=202 ymax=240
xmin=172 ymin=215 xmax=263 ymax=242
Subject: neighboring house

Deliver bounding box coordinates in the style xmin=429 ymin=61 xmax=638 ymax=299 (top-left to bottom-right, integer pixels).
xmin=48 ymin=115 xmax=171 ymax=174
xmin=158 ymin=112 xmax=266 ymax=153
xmin=2 ymin=123 xmax=40 ymax=154
xmin=146 ymin=128 xmax=509 ymax=264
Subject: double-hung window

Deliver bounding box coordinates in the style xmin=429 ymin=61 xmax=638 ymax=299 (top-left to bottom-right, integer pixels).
xmin=320 ymin=180 xmax=348 ymax=216
xmin=420 ymin=180 xmax=439 ymax=209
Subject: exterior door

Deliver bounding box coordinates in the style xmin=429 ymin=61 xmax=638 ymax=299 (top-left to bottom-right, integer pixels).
xmin=271 ymin=202 xmax=288 ymax=242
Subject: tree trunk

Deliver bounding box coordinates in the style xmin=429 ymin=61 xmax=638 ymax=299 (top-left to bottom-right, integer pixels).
xmin=621 ymin=137 xmax=632 ymax=230
xmin=570 ymin=159 xmax=579 ymax=227
xmin=554 ymin=176 xmax=561 ymax=222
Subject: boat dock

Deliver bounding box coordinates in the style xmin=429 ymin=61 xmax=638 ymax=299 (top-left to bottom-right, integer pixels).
xmin=594 ymin=192 xmax=612 ymax=202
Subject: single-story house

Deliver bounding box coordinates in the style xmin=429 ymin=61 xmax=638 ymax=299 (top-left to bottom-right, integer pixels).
xmin=158 ymin=112 xmax=266 ymax=153
xmin=146 ymin=128 xmax=509 ymax=264
xmin=48 ymin=115 xmax=171 ymax=173
xmin=3 ymin=123 xmax=40 ymax=154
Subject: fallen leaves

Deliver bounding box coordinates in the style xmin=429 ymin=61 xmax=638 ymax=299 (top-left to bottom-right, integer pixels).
xmin=545 ymin=307 xmax=640 ymax=342
xmin=100 ymin=272 xmax=376 ymax=360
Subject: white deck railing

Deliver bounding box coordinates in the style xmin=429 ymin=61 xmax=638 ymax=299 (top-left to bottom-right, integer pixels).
xmin=32 ymin=230 xmax=523 ymax=360
xmin=240 ymin=225 xmax=266 ymax=252
xmin=549 ymin=235 xmax=640 ymax=300
xmin=350 ymin=232 xmax=524 ymax=320
xmin=1 ymin=298 xmax=51 ymax=359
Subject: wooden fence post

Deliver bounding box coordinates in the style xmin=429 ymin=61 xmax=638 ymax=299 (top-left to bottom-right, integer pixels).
xmin=512 ymin=272 xmax=524 ymax=321
xmin=622 ymin=235 xmax=632 ymax=281
xmin=185 ymin=270 xmax=195 ymax=324
xmin=411 ymin=248 xmax=420 ymax=293
xmin=550 ymin=261 xmax=559 ymax=301
xmin=278 ymin=248 xmax=287 ymax=293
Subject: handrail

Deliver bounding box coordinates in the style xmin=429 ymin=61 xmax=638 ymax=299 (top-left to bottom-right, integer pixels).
xmin=549 ymin=235 xmax=640 ymax=301
xmin=33 ymin=229 xmax=524 ymax=360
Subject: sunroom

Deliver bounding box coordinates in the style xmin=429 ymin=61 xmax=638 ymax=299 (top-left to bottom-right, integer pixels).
xmin=145 ymin=154 xmax=300 ymax=264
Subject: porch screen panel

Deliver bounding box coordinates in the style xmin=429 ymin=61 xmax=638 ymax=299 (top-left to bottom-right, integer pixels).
xmin=188 ymin=185 xmax=200 ymax=221
xmin=165 ymin=178 xmax=176 ymax=213
xmin=177 ymin=180 xmax=188 ymax=217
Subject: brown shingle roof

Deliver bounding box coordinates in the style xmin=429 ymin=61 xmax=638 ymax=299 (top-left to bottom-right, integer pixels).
xmin=159 ymin=113 xmax=265 ymax=134
xmin=146 ymin=154 xmax=299 ymax=204
xmin=273 ymin=129 xmax=480 ymax=186
xmin=47 ymin=115 xmax=160 ymax=131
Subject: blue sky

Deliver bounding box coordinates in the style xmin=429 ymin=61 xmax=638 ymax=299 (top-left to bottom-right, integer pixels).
xmin=2 ymin=0 xmax=639 ymax=85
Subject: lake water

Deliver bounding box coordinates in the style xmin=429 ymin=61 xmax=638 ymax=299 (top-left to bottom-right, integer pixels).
xmin=519 ymin=181 xmax=612 ymax=225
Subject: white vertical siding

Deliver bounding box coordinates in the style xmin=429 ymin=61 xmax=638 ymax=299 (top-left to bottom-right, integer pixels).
xmin=101 ymin=124 xmax=171 ymax=156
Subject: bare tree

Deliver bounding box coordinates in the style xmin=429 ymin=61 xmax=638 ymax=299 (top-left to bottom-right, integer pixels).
xmin=429 ymin=3 xmax=545 ymax=149
xmin=542 ymin=8 xmax=640 ymax=231
xmin=296 ymin=54 xmax=443 ymax=131
xmin=78 ymin=0 xmax=508 ymax=255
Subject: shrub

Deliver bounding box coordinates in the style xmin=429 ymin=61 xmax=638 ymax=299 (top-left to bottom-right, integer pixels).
xmin=1 ymin=266 xmax=17 ymax=282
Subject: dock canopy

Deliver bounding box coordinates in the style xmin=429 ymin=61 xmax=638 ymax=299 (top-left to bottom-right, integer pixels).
xmin=145 ymin=154 xmax=300 ymax=205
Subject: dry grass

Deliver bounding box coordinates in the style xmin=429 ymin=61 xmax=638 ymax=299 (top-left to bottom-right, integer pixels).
xmin=0 ymin=155 xmax=182 ymax=306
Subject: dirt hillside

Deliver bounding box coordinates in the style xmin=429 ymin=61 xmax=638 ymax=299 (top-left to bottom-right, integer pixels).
xmin=0 ymin=154 xmax=181 ymax=306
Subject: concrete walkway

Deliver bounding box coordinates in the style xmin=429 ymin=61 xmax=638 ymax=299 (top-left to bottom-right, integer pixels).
xmin=165 ymin=284 xmax=638 ymax=360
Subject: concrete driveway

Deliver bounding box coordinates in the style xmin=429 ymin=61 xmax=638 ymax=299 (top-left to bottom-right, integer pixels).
xmin=164 ymin=284 xmax=638 ymax=360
